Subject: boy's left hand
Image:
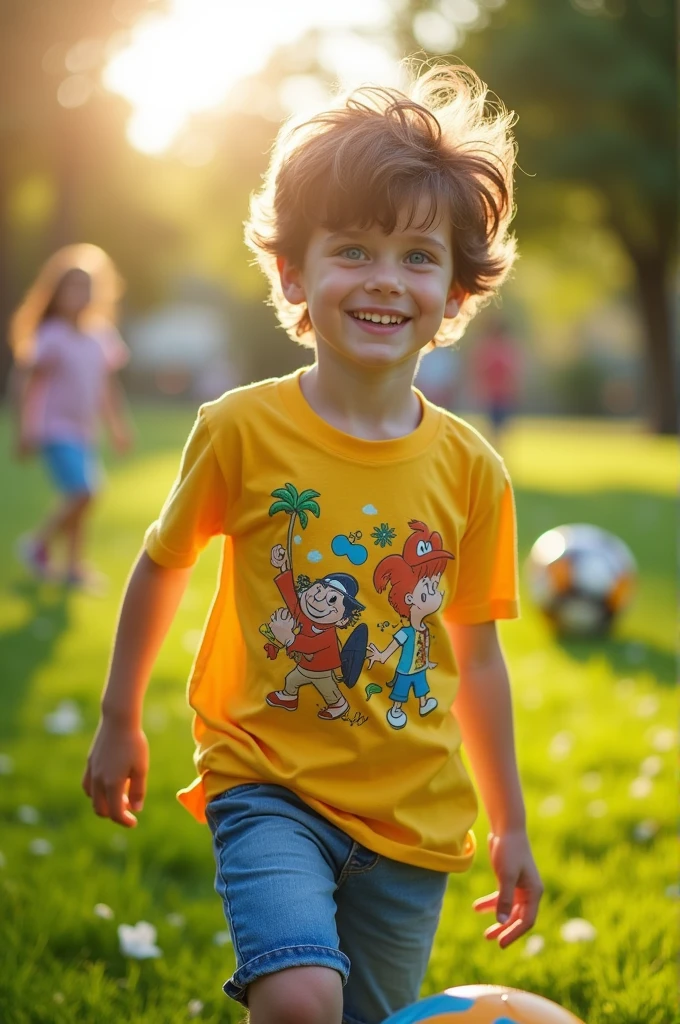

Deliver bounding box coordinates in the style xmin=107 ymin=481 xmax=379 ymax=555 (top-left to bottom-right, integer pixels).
xmin=473 ymin=830 xmax=543 ymax=948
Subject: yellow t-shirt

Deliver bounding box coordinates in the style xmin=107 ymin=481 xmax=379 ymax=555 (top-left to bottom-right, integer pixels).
xmin=145 ymin=369 xmax=519 ymax=873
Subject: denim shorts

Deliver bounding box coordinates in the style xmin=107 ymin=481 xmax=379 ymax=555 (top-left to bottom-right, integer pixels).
xmin=41 ymin=441 xmax=100 ymax=495
xmin=205 ymin=783 xmax=449 ymax=1024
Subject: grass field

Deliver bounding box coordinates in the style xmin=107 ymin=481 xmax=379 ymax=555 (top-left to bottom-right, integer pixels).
xmin=0 ymin=407 xmax=676 ymax=1024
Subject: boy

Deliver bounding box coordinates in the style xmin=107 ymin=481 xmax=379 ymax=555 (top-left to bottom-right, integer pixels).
xmin=83 ymin=63 xmax=543 ymax=1024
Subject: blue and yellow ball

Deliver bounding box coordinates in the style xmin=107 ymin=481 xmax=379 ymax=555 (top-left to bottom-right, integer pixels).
xmin=384 ymin=984 xmax=586 ymax=1023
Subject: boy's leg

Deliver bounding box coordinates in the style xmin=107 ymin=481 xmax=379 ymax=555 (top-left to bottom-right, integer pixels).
xmin=248 ymin=965 xmax=343 ymax=1024
xmin=206 ymin=784 xmax=352 ymax=1022
xmin=334 ymin=847 xmax=448 ymax=1024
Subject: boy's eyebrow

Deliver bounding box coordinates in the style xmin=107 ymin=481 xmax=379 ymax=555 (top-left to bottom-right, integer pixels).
xmin=326 ymin=229 xmax=449 ymax=253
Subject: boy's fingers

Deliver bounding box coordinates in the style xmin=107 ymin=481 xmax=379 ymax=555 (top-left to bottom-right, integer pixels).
xmin=92 ymin=782 xmax=110 ymax=819
xmin=128 ymin=769 xmax=147 ymax=812
xmin=104 ymin=780 xmax=132 ymax=826
xmin=495 ymin=877 xmax=515 ymax=924
xmin=473 ymin=891 xmax=499 ymax=912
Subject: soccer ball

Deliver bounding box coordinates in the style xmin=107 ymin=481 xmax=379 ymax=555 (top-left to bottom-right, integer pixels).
xmin=526 ymin=523 xmax=636 ymax=637
xmin=384 ymin=984 xmax=585 ymax=1023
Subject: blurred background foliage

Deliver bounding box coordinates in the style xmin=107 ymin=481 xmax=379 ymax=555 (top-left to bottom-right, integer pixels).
xmin=0 ymin=0 xmax=676 ymax=430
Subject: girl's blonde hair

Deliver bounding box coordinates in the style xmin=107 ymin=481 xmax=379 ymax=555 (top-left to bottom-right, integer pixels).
xmin=246 ymin=62 xmax=518 ymax=348
xmin=9 ymin=243 xmax=124 ymax=365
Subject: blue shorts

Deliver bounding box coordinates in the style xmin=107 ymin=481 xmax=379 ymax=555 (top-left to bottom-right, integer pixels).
xmin=390 ymin=670 xmax=430 ymax=702
xmin=206 ymin=783 xmax=448 ymax=1024
xmin=41 ymin=441 xmax=100 ymax=496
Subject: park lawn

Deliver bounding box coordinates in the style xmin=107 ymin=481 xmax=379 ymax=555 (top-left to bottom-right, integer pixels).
xmin=0 ymin=406 xmax=676 ymax=1024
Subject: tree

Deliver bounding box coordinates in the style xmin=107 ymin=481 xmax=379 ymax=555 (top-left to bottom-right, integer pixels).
xmin=394 ymin=0 xmax=677 ymax=432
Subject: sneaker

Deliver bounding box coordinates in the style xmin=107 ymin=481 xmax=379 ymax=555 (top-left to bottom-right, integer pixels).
xmin=317 ymin=696 xmax=349 ymax=721
xmin=16 ymin=536 xmax=50 ymax=580
xmin=266 ymin=690 xmax=298 ymax=711
xmin=387 ymin=705 xmax=407 ymax=730
xmin=419 ymin=696 xmax=438 ymax=717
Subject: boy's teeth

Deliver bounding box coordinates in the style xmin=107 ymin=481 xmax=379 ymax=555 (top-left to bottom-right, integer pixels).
xmin=353 ymin=312 xmax=404 ymax=324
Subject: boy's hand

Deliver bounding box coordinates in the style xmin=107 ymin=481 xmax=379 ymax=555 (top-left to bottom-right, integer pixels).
xmin=82 ymin=719 xmax=149 ymax=828
xmin=473 ymin=830 xmax=543 ymax=948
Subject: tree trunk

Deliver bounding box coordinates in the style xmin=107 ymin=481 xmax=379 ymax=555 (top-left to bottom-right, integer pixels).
xmin=629 ymin=251 xmax=677 ymax=435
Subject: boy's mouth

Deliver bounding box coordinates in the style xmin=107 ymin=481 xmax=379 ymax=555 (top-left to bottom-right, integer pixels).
xmin=348 ymin=310 xmax=409 ymax=325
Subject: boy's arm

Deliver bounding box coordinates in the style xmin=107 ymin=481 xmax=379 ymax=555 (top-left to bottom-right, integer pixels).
xmin=449 ymin=619 xmax=543 ymax=948
xmin=82 ymin=550 xmax=192 ymax=827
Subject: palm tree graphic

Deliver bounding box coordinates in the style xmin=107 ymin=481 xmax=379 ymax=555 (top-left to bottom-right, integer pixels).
xmin=269 ymin=483 xmax=321 ymax=570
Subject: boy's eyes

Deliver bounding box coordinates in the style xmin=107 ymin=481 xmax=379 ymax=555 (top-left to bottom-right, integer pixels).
xmin=336 ymin=247 xmax=434 ymax=264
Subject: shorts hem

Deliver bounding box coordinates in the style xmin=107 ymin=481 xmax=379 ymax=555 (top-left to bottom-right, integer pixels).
xmin=224 ymin=944 xmax=351 ymax=1005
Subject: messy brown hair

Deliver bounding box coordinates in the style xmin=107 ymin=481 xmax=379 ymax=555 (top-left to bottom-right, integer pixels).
xmin=246 ymin=62 xmax=517 ymax=347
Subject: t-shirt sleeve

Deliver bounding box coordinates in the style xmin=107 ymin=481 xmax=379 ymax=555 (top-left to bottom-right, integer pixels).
xmin=144 ymin=410 xmax=227 ymax=568
xmin=444 ymin=457 xmax=519 ymax=624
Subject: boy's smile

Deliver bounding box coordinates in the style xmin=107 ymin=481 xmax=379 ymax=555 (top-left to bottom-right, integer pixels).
xmin=278 ymin=205 xmax=463 ymax=371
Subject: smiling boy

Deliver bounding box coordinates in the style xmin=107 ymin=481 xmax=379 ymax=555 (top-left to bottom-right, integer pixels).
xmin=84 ymin=64 xmax=542 ymax=1024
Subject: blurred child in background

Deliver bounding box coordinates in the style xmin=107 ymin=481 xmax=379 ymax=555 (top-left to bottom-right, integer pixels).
xmin=10 ymin=243 xmax=132 ymax=588
xmin=472 ymin=315 xmax=522 ymax=449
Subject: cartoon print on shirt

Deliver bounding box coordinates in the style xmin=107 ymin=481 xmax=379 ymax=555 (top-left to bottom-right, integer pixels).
xmin=367 ymin=520 xmax=455 ymax=730
xmin=263 ymin=483 xmax=369 ymax=722
xmin=331 ymin=530 xmax=368 ymax=565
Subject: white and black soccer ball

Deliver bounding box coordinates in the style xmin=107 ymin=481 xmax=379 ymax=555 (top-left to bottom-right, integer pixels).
xmin=526 ymin=524 xmax=637 ymax=637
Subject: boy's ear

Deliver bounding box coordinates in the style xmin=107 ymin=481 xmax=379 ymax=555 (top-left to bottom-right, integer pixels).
xmin=277 ymin=256 xmax=306 ymax=306
xmin=444 ymin=283 xmax=467 ymax=319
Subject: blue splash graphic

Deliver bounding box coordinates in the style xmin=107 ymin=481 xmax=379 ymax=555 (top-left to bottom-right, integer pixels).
xmin=306 ymin=550 xmax=323 ymax=563
xmin=331 ymin=534 xmax=368 ymax=566
xmin=384 ymin=993 xmax=475 ymax=1022
xmin=362 ymin=504 xmax=378 ymax=515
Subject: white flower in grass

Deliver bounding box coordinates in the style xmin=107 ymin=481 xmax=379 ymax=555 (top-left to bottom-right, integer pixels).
xmin=640 ymin=755 xmax=662 ymax=778
xmin=118 ymin=921 xmax=162 ymax=959
xmin=94 ymin=903 xmax=115 ymax=920
xmin=44 ymin=700 xmax=83 ymax=735
xmin=17 ymin=804 xmax=40 ymax=824
xmin=586 ymin=800 xmax=608 ymax=819
xmin=630 ymin=776 xmax=653 ymax=799
xmin=560 ymin=918 xmax=597 ymax=943
xmin=213 ymin=929 xmax=232 ymax=946
xmin=538 ymin=795 xmax=564 ymax=817
xmin=635 ymin=695 xmax=659 ymax=719
xmin=187 ymin=1000 xmax=204 ymax=1018
xmin=29 ymin=838 xmax=53 ymax=856
xmin=523 ymin=934 xmax=545 ymax=957
xmin=166 ymin=912 xmax=185 ymax=928
xmin=633 ymin=819 xmax=659 ymax=843
xmin=549 ymin=731 xmax=573 ymax=761
xmin=648 ymin=726 xmax=675 ymax=753
xmin=0 ymin=753 xmax=14 ymax=775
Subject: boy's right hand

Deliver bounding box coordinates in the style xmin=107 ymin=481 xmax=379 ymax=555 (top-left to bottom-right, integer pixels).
xmin=82 ymin=718 xmax=149 ymax=828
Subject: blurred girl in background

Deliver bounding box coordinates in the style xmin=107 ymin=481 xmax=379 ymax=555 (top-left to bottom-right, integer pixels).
xmin=10 ymin=243 xmax=132 ymax=588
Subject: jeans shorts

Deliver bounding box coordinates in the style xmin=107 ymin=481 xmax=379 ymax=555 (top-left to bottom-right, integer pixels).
xmin=41 ymin=441 xmax=100 ymax=495
xmin=205 ymin=783 xmax=449 ymax=1024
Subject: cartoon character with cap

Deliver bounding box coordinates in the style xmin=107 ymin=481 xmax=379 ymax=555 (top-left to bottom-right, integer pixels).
xmin=367 ymin=520 xmax=454 ymax=730
xmin=266 ymin=544 xmax=367 ymax=720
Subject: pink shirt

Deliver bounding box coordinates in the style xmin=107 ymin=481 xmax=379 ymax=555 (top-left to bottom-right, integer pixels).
xmin=31 ymin=319 xmax=129 ymax=444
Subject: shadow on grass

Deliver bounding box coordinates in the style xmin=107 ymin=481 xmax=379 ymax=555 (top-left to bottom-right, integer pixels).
xmin=557 ymin=635 xmax=676 ymax=686
xmin=0 ymin=578 xmax=71 ymax=739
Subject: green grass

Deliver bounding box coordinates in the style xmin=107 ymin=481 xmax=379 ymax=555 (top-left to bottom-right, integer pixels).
xmin=0 ymin=408 xmax=676 ymax=1024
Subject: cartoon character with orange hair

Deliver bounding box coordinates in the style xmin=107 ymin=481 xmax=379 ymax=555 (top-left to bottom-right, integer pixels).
xmin=367 ymin=521 xmax=454 ymax=730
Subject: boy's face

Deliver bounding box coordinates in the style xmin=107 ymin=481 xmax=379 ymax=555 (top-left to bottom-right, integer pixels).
xmin=405 ymin=573 xmax=443 ymax=617
xmin=300 ymin=582 xmax=349 ymax=628
xmin=278 ymin=202 xmax=463 ymax=371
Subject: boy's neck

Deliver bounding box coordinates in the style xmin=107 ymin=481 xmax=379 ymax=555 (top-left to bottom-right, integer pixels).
xmin=300 ymin=349 xmax=423 ymax=442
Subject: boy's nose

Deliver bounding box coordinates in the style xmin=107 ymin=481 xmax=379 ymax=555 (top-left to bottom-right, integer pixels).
xmin=364 ymin=263 xmax=405 ymax=296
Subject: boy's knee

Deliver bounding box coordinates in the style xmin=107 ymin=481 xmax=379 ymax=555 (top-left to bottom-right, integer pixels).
xmin=247 ymin=965 xmax=343 ymax=1024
